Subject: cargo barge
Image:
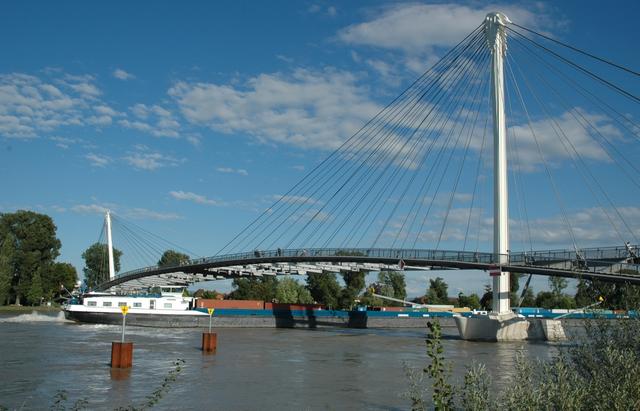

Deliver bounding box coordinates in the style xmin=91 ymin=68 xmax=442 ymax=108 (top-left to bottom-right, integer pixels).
xmin=64 ymin=286 xmax=635 ymax=329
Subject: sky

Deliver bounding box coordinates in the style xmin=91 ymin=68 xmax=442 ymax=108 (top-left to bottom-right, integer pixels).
xmin=1 ymin=1 xmax=639 ymax=298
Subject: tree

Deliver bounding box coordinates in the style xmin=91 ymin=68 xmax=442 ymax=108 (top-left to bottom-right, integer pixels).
xmin=45 ymin=262 xmax=78 ymax=301
xmin=480 ymin=284 xmax=492 ymax=310
xmin=338 ymin=271 xmax=366 ymax=309
xmin=576 ymin=279 xmax=640 ymax=310
xmin=82 ymin=243 xmax=122 ymax=288
xmin=0 ymin=211 xmax=61 ymax=305
xmin=157 ymin=250 xmax=190 ymax=267
xmin=26 ymin=269 xmax=44 ymax=305
xmin=0 ymin=234 xmax=15 ymax=305
xmin=426 ymin=277 xmax=449 ymax=305
xmin=276 ymin=277 xmax=313 ymax=304
xmin=549 ymin=276 xmax=568 ymax=297
xmin=229 ymin=276 xmax=278 ymax=301
xmin=378 ymin=271 xmax=407 ymax=304
xmin=520 ymin=287 xmax=536 ymax=307
xmin=457 ymin=292 xmax=481 ymax=310
xmin=306 ymin=272 xmax=341 ymax=308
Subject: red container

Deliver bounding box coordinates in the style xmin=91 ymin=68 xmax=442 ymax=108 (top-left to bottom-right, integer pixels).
xmin=196 ymin=299 xmax=265 ymax=309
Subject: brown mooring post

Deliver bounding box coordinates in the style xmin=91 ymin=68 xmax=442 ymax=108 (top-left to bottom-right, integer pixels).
xmin=202 ymin=332 xmax=217 ymax=353
xmin=111 ymin=341 xmax=133 ymax=368
xmin=202 ymin=307 xmax=217 ymax=353
xmin=111 ymin=305 xmax=133 ymax=368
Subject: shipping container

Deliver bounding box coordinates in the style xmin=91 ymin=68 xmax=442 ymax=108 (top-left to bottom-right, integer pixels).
xmin=196 ymin=299 xmax=265 ymax=309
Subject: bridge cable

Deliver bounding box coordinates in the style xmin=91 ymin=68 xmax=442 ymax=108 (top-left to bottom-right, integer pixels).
xmin=272 ymin=31 xmax=487 ymax=250
xmin=238 ymin=29 xmax=486 ymax=252
xmin=340 ymin=39 xmax=490 ymax=250
xmin=366 ymin=46 xmax=490 ymax=250
xmin=324 ymin=39 xmax=490 ymax=250
xmin=508 ymin=32 xmax=640 ymax=188
xmin=507 ymin=49 xmax=638 ymax=245
xmin=216 ymin=25 xmax=484 ymax=255
xmin=409 ymin=54 xmax=490 ymax=250
xmin=505 ymin=26 xmax=640 ymax=105
xmin=462 ymin=109 xmax=489 ymax=252
xmin=510 ymin=23 xmax=640 ymax=78
xmin=505 ymin=58 xmax=581 ymax=253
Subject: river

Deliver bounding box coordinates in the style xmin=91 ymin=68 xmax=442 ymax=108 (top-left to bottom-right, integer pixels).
xmin=0 ymin=311 xmax=559 ymax=410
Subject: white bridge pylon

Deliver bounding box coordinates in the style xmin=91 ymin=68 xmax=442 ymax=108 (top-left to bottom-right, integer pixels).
xmin=486 ymin=11 xmax=513 ymax=314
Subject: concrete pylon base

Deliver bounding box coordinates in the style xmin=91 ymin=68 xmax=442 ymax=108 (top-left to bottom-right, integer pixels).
xmin=454 ymin=312 xmax=531 ymax=341
xmin=541 ymin=319 xmax=567 ymax=341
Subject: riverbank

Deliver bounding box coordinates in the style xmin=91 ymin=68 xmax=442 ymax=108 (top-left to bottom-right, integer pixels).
xmin=0 ymin=305 xmax=62 ymax=313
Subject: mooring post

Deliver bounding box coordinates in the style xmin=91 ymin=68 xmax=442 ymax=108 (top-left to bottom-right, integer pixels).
xmin=202 ymin=307 xmax=217 ymax=353
xmin=111 ymin=305 xmax=133 ymax=368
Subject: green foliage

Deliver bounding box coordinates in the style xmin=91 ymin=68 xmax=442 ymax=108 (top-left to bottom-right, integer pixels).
xmin=0 ymin=235 xmax=15 ymax=305
xmin=193 ymin=289 xmax=221 ymax=299
xmin=275 ymin=277 xmax=313 ymax=304
xmin=229 ymin=276 xmax=277 ymax=301
xmin=157 ymin=250 xmax=190 ymax=267
xmin=535 ymin=290 xmax=576 ymax=309
xmin=0 ymin=210 xmax=62 ymax=305
xmin=549 ymin=275 xmax=568 ymax=296
xmin=461 ymin=363 xmax=490 ymax=411
xmin=306 ymin=272 xmax=341 ymax=308
xmin=409 ymin=313 xmax=640 ymax=410
xmin=82 ymin=242 xmax=122 ymax=288
xmin=426 ymin=277 xmax=449 ymax=305
xmin=479 ymin=284 xmax=492 ymax=310
xmin=26 ymin=269 xmax=44 ymax=305
xmin=424 ymin=321 xmax=453 ymax=410
xmin=45 ymin=262 xmax=78 ymax=301
xmin=457 ymin=293 xmax=481 ymax=310
xmin=575 ymin=279 xmax=640 ymax=310
xmin=519 ymin=287 xmax=536 ymax=307
xmin=379 ymin=271 xmax=407 ymax=304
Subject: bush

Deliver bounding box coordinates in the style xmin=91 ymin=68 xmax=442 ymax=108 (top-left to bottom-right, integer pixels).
xmin=409 ymin=317 xmax=640 ymax=410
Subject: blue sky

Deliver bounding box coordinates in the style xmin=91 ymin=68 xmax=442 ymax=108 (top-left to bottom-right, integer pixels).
xmin=1 ymin=1 xmax=639 ymax=297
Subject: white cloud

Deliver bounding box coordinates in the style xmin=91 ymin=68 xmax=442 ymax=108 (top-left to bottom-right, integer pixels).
xmin=70 ymin=204 xmax=108 ymax=214
xmin=169 ymin=190 xmax=226 ymax=206
xmin=113 ymin=68 xmax=135 ymax=80
xmin=169 ymin=68 xmax=380 ymax=150
xmin=338 ymin=3 xmax=543 ymax=53
xmin=0 ymin=72 xmax=110 ymax=138
xmin=506 ymin=109 xmax=620 ymax=172
xmin=124 ymin=208 xmax=182 ymax=220
xmin=123 ymin=150 xmax=183 ymax=171
xmin=216 ymin=167 xmax=248 ymax=176
xmin=119 ymin=103 xmax=180 ymax=138
xmin=337 ymin=3 xmax=555 ymax=76
xmin=85 ymin=152 xmax=111 ymax=167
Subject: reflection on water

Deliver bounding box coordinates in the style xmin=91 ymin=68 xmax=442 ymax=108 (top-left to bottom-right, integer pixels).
xmin=0 ymin=313 xmax=556 ymax=410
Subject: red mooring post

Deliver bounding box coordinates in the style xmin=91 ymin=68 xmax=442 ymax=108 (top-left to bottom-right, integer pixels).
xmin=202 ymin=332 xmax=217 ymax=353
xmin=202 ymin=308 xmax=217 ymax=353
xmin=111 ymin=306 xmax=133 ymax=368
xmin=111 ymin=341 xmax=133 ymax=368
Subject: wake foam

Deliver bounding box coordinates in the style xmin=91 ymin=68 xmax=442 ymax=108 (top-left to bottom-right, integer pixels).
xmin=0 ymin=310 xmax=70 ymax=323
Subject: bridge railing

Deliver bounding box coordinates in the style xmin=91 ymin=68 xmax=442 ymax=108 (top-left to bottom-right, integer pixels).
xmin=111 ymin=245 xmax=639 ymax=283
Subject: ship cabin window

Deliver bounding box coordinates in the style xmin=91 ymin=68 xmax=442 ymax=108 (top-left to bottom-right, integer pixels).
xmin=163 ymin=303 xmax=172 ymax=309
xmin=133 ymin=302 xmax=142 ymax=308
xmin=103 ymin=301 xmax=112 ymax=307
xmin=118 ymin=302 xmax=127 ymax=307
xmin=87 ymin=301 xmax=97 ymax=307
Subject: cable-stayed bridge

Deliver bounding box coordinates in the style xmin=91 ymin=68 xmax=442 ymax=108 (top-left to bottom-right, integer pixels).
xmin=89 ymin=13 xmax=640 ymax=319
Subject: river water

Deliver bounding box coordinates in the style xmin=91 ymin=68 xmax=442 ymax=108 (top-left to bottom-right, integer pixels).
xmin=0 ymin=311 xmax=559 ymax=410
